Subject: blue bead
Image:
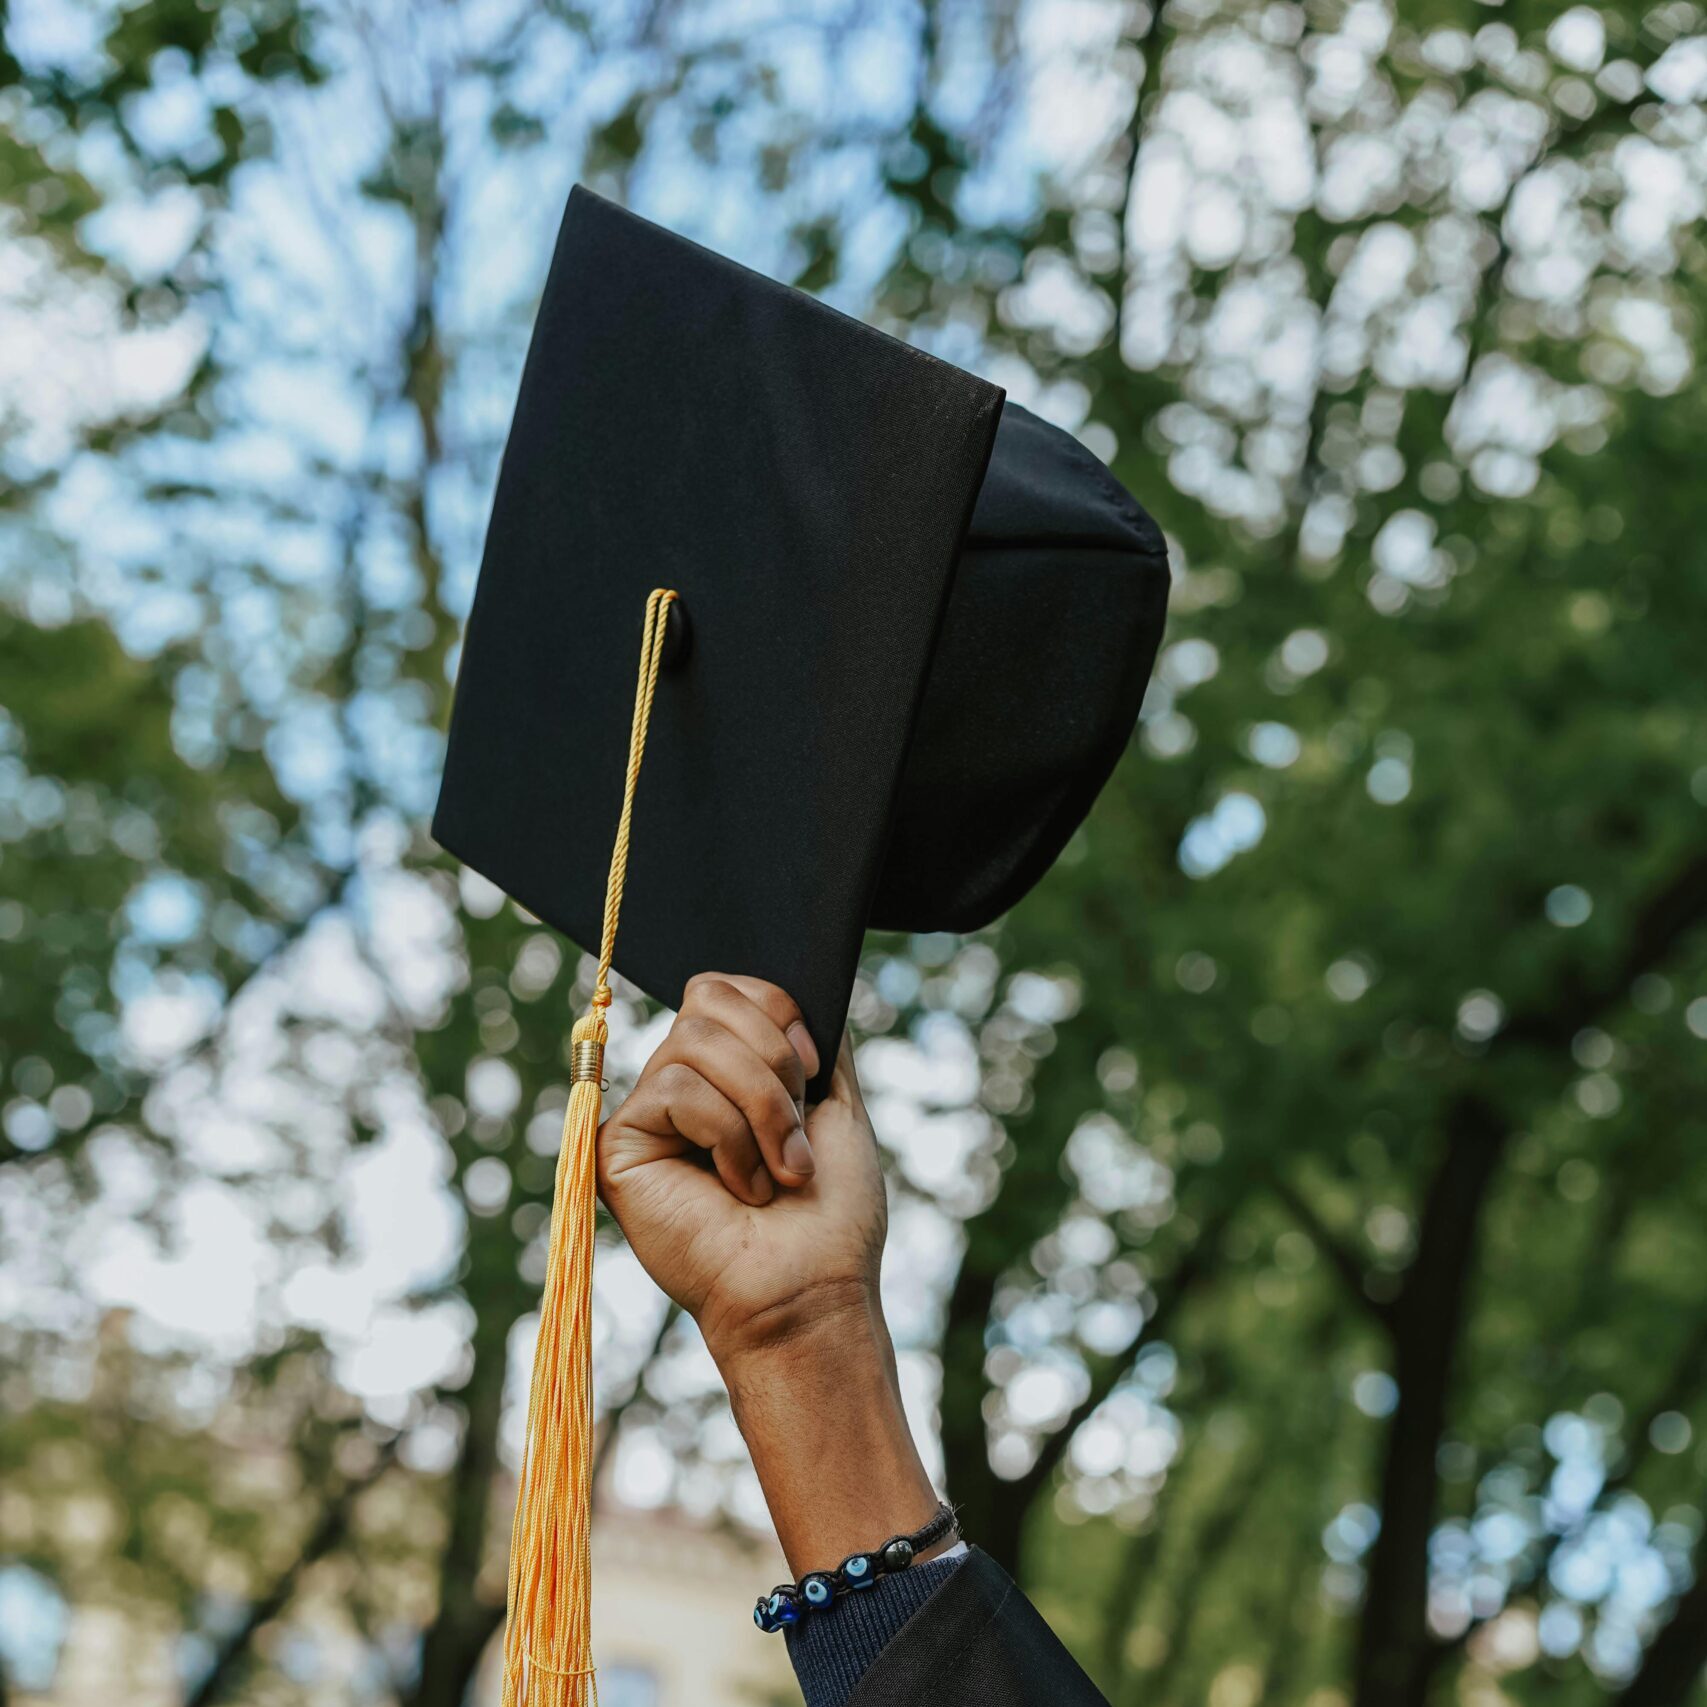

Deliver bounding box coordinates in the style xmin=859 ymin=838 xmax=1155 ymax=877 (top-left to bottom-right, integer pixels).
xmin=754 ymin=1605 xmax=770 ymax=1632
xmin=803 ymin=1575 xmax=833 ymax=1608
xmin=772 ymin=1594 xmax=802 ymax=1625
xmin=843 ymin=1554 xmax=875 ymax=1589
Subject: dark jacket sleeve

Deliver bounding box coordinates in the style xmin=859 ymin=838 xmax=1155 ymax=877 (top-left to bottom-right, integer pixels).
xmin=846 ymin=1547 xmax=1109 ymax=1707
xmin=786 ymin=1550 xmax=969 ymax=1706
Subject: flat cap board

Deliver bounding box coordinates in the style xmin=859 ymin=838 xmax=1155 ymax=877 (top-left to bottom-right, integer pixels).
xmin=433 ymin=188 xmax=1005 ymax=1087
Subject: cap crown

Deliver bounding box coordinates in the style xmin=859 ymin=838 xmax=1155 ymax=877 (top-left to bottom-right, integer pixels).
xmin=434 ymin=189 xmax=1004 ymax=1083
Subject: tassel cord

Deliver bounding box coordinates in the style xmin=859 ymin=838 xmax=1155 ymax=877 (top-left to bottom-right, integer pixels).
xmin=502 ymin=590 xmax=679 ymax=1707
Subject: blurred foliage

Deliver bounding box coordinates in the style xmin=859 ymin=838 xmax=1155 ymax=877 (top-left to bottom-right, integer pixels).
xmin=2 ymin=0 xmax=1707 ymax=1705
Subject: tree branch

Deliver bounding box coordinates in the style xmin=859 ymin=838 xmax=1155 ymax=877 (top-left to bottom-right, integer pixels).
xmin=405 ymin=1248 xmax=514 ymax=1707
xmin=1144 ymin=1447 xmax=1269 ymax=1707
xmin=1114 ymin=0 xmax=1172 ymax=363
xmin=1100 ymin=1481 xmax=1177 ymax=1695
xmin=188 ymin=1436 xmax=401 ymax=1707
xmin=1503 ymin=846 xmax=1707 ymax=1056
xmin=1613 ymin=1560 xmax=1707 ymax=1707
xmin=1265 ymin=1171 xmax=1393 ymax=1333
xmin=1352 ymin=1092 xmax=1505 ymax=1707
xmin=938 ymin=1024 xmax=1143 ymax=1568
xmin=1354 ymin=841 xmax=1707 ymax=1707
xmin=969 ymin=1201 xmax=1234 ymax=1573
xmin=1441 ymin=1309 xmax=1707 ymax=1664
xmin=591 ymin=1301 xmax=681 ymax=1499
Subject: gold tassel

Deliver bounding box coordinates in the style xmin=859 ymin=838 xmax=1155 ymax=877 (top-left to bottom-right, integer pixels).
xmin=502 ymin=588 xmax=679 ymax=1707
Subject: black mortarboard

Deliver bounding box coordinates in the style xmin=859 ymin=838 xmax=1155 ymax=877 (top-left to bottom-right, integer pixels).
xmin=434 ymin=187 xmax=1169 ymax=1704
xmin=434 ymin=187 xmax=1169 ymax=1086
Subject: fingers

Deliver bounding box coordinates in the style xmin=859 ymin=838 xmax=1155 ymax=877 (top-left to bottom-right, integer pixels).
xmin=608 ymin=976 xmax=818 ymax=1201
xmin=641 ymin=1061 xmax=771 ymax=1206
xmin=676 ymin=976 xmax=817 ymax=1183
xmin=683 ymin=972 xmax=820 ymax=1082
xmin=660 ymin=1029 xmax=811 ymax=1188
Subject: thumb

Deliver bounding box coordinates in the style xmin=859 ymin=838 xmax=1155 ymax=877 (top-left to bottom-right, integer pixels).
xmin=803 ymin=1032 xmax=884 ymax=1203
xmin=824 ymin=1028 xmax=867 ymax=1118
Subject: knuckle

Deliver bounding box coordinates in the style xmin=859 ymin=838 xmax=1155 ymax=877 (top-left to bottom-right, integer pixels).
xmin=682 ymin=972 xmax=733 ymax=1007
xmin=671 ymin=1013 xmax=725 ymax=1057
xmin=654 ymin=1061 xmax=701 ymax=1101
xmin=595 ymin=1120 xmax=643 ymax=1193
xmin=594 ymin=1140 xmax=618 ymax=1194
xmin=763 ymin=1038 xmax=804 ymax=1084
xmin=758 ymin=979 xmax=804 ymax=1025
xmin=748 ymin=1084 xmax=799 ymax=1142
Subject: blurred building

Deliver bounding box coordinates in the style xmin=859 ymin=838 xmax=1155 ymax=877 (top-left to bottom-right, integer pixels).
xmin=20 ymin=1503 xmax=797 ymax=1707
xmin=580 ymin=1505 xmax=796 ymax=1707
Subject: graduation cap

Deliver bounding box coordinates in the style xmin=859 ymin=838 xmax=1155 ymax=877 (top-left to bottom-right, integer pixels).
xmin=432 ymin=187 xmax=1169 ymax=1705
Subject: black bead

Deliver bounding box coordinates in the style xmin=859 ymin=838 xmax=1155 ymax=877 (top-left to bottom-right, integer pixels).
xmin=882 ymin=1538 xmax=915 ymax=1572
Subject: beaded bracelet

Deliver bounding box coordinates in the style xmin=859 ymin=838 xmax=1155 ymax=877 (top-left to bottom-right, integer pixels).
xmin=753 ymin=1503 xmax=959 ymax=1632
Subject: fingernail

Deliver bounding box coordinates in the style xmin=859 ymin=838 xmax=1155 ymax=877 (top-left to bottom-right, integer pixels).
xmin=749 ymin=1164 xmax=774 ymax=1204
xmin=787 ymin=1021 xmax=821 ymax=1079
xmin=782 ymin=1127 xmax=815 ymax=1177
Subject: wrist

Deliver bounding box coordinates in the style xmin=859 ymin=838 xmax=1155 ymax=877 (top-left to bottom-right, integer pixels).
xmin=714 ymin=1287 xmax=941 ymax=1577
xmin=707 ymin=1276 xmax=886 ymax=1388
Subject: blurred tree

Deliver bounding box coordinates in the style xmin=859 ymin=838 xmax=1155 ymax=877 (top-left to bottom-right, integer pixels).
xmin=868 ymin=3 xmax=1707 ymax=1704
xmin=2 ymin=2 xmax=1706 ymax=1707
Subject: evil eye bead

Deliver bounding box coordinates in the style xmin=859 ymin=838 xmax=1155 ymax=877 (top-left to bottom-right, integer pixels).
xmin=842 ymin=1553 xmax=876 ymax=1590
xmin=882 ymin=1538 xmax=915 ymax=1573
xmin=754 ymin=1601 xmax=775 ymax=1633
xmin=768 ymin=1591 xmax=802 ymax=1626
xmin=802 ymin=1574 xmax=835 ymax=1610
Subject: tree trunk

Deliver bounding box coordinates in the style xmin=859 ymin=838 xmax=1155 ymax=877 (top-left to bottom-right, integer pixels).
xmin=406 ymin=1299 xmax=510 ymax=1707
xmin=1351 ymin=1097 xmax=1507 ymax=1707
xmin=1614 ymin=1565 xmax=1707 ymax=1707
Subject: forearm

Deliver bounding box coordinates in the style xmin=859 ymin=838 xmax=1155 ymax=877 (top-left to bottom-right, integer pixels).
xmin=714 ymin=1290 xmax=943 ymax=1576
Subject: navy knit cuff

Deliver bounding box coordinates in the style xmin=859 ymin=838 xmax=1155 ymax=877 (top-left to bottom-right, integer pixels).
xmin=784 ymin=1549 xmax=967 ymax=1707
